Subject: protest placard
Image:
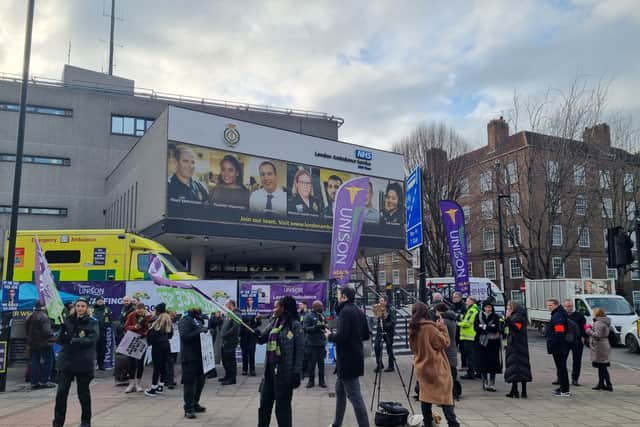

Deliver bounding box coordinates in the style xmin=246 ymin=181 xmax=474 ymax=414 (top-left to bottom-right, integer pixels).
xmin=200 ymin=332 xmax=215 ymax=373
xmin=116 ymin=331 xmax=148 ymax=360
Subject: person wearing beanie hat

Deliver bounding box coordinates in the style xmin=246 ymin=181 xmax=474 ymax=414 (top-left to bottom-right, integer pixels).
xmin=155 ymin=302 xmax=167 ymax=314
xmin=93 ymin=295 xmax=112 ymax=371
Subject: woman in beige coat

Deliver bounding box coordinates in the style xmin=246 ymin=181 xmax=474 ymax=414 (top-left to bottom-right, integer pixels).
xmin=409 ymin=302 xmax=460 ymax=427
xmin=585 ymin=307 xmax=613 ymax=391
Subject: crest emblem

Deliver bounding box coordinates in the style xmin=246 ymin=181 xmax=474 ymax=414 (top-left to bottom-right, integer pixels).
xmin=223 ymin=123 xmax=240 ymax=146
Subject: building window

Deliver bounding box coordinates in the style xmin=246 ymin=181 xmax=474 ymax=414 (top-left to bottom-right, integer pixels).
xmin=481 ymin=200 xmax=493 ymax=219
xmin=111 ymin=115 xmax=154 ymax=136
xmin=507 ymin=224 xmax=521 ymax=247
xmin=548 ymin=160 xmax=559 ymax=183
xmin=552 ymin=257 xmax=565 ymax=278
xmin=0 ymin=101 xmax=72 ymax=117
xmin=578 ymin=226 xmax=590 ymax=248
xmin=484 ymin=260 xmax=496 ymax=280
xmin=509 ymin=258 xmax=523 ymax=279
xmin=549 ymin=188 xmax=562 ymax=213
xmin=508 ymin=193 xmax=520 ymax=215
xmin=604 ymin=229 xmax=608 ymax=249
xmin=412 ymin=250 xmax=420 ymax=268
xmin=378 ymin=270 xmax=386 ymax=284
xmin=552 ymin=225 xmax=563 ymax=246
xmin=391 ymin=252 xmax=398 ymax=263
xmin=599 ymin=170 xmax=610 ymax=190
xmin=462 ymin=206 xmax=470 ymax=224
xmin=602 ymin=198 xmax=613 ymax=218
xmin=0 ymin=205 xmax=67 ymax=216
xmin=460 ymin=178 xmax=469 ymax=196
xmin=468 ymin=262 xmax=473 ymax=276
xmin=366 ymin=256 xmax=372 ymax=264
xmin=576 ymin=195 xmax=587 ymax=216
xmin=631 ymin=261 xmax=640 ymax=280
xmin=624 ymin=173 xmax=634 ymax=193
xmin=379 ymin=254 xmax=385 ymax=265
xmin=0 ymin=153 xmax=71 ymax=166
xmin=580 ymin=258 xmax=592 ymax=279
xmin=480 ymin=171 xmax=492 ymax=193
xmin=392 ymin=269 xmax=400 ymax=285
xmin=407 ymin=269 xmax=415 ymax=284
xmin=626 ymin=201 xmax=636 ymax=221
xmin=506 ymin=162 xmax=518 ymax=185
xmin=574 ymin=165 xmax=585 ymax=186
xmin=446 ymin=264 xmax=453 ymax=276
xmin=483 ymin=229 xmax=495 ymax=250
xmin=607 ymin=268 xmax=617 ymax=279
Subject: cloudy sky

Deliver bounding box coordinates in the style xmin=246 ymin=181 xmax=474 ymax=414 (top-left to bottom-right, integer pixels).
xmin=0 ymin=0 xmax=638 ymax=149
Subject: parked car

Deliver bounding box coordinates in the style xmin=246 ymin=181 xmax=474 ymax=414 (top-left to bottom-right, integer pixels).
xmin=622 ymin=320 xmax=640 ymax=353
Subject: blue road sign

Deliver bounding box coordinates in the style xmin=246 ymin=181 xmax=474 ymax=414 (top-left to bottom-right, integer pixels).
xmin=405 ymin=167 xmax=423 ymax=250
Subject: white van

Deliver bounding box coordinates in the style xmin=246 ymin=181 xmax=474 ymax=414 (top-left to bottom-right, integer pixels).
xmin=423 ymin=276 xmax=506 ymax=315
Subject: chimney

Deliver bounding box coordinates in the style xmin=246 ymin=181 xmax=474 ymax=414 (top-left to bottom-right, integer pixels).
xmin=487 ymin=116 xmax=509 ymax=152
xmin=583 ymin=123 xmax=611 ymax=147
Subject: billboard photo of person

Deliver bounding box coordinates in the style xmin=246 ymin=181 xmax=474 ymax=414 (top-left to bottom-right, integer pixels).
xmin=323 ymin=174 xmax=343 ymax=217
xmin=167 ymin=145 xmax=209 ymax=204
xmin=381 ymin=181 xmax=403 ymax=225
xmin=363 ymin=180 xmax=380 ymax=223
xmin=208 ymin=154 xmax=250 ymax=209
xmin=249 ymin=160 xmax=287 ymax=216
xmin=288 ymin=167 xmax=321 ymax=216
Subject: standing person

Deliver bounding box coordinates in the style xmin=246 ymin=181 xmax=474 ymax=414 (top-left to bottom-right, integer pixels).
xmin=546 ymin=298 xmax=571 ymax=397
xmin=52 ymin=297 xmax=99 ymax=427
xmin=179 ymin=308 xmax=209 ymax=419
xmin=374 ymin=295 xmax=396 ymax=372
xmin=116 ymin=296 xmax=135 ymax=344
xmin=219 ymin=299 xmax=241 ymax=385
xmin=474 ymin=301 xmax=502 ymax=392
xmin=434 ymin=303 xmax=460 ymax=400
xmin=26 ymin=301 xmax=56 ymax=390
xmin=409 ymin=302 xmax=460 ymax=427
xmin=61 ymin=302 xmax=74 ymax=321
xmin=166 ymin=311 xmax=179 ymax=389
xmin=207 ymin=311 xmax=222 ymax=379
xmin=144 ymin=310 xmax=174 ymax=397
xmin=504 ymin=301 xmax=532 ymax=398
xmin=585 ymin=308 xmax=613 ymax=391
xmin=92 ymin=296 xmax=112 ymax=371
xmin=298 ymin=301 xmax=308 ymax=377
xmin=240 ymin=297 xmax=261 ymax=376
xmin=563 ymin=299 xmax=587 ymax=386
xmin=459 ymin=297 xmax=480 ymax=380
xmin=325 ymin=286 xmax=370 ymax=427
xmin=304 ymin=300 xmax=327 ymax=388
xmin=449 ymin=292 xmax=466 ymax=369
xmin=256 ymin=296 xmax=304 ymax=427
xmin=123 ymin=303 xmax=151 ymax=393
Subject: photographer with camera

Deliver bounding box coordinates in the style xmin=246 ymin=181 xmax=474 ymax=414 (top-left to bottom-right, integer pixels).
xmin=374 ymin=295 xmax=396 ymax=373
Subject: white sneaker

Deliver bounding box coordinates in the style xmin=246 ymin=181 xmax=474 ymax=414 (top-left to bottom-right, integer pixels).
xmin=135 ymin=383 xmax=144 ymax=392
xmin=125 ymin=383 xmax=135 ymax=393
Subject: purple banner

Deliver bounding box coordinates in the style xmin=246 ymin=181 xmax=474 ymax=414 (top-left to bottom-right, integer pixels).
xmin=329 ymin=177 xmax=369 ymax=285
xmin=239 ymin=281 xmax=327 ymax=315
xmin=56 ymin=281 xmax=126 ymax=318
xmin=439 ymin=200 xmax=470 ymax=288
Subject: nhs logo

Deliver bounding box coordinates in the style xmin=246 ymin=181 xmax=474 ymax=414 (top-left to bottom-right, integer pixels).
xmin=355 ymin=149 xmax=373 ymax=161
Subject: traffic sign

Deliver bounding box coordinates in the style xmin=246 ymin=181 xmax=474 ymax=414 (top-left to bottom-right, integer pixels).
xmin=405 ymin=167 xmax=423 ymax=251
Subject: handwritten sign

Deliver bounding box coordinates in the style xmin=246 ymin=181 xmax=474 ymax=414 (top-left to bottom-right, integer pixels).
xmin=200 ymin=332 xmax=215 ymax=373
xmin=116 ymin=331 xmax=148 ymax=360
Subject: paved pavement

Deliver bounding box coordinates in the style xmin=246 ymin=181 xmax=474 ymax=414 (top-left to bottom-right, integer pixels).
xmin=1 ymin=335 xmax=639 ymax=427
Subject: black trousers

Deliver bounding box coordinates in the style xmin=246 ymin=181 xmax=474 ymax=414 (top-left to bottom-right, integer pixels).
xmin=569 ymin=341 xmax=584 ymax=381
xmin=241 ymin=336 xmax=257 ymax=373
xmin=552 ymin=350 xmax=570 ymax=392
xmin=421 ymin=401 xmax=459 ymax=427
xmin=53 ymin=370 xmax=93 ymax=427
xmin=374 ymin=332 xmax=395 ymax=367
xmin=166 ymin=353 xmax=177 ymax=385
xmin=597 ymin=364 xmax=611 ymax=385
xmin=306 ymin=346 xmax=325 ymax=383
xmin=128 ymin=356 xmax=144 ymax=379
xmin=182 ymin=362 xmax=205 ymax=413
xmin=258 ymin=365 xmax=293 ymax=427
xmin=151 ymin=343 xmax=170 ymax=385
xmin=462 ymin=341 xmax=476 ymax=375
xmin=222 ymin=345 xmax=237 ymax=381
xmin=96 ymin=331 xmax=107 ymax=369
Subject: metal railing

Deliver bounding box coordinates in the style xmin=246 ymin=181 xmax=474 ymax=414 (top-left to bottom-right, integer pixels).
xmin=0 ymin=72 xmax=345 ymax=126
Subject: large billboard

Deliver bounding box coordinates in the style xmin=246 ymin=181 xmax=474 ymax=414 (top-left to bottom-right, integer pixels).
xmin=166 ymin=142 xmax=404 ymax=237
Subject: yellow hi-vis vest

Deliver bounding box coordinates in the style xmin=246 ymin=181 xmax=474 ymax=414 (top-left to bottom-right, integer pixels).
xmin=459 ymin=304 xmax=479 ymax=341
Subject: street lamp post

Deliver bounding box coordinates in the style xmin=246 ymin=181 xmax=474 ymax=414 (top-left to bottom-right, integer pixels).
xmin=497 ymin=194 xmax=510 ymax=292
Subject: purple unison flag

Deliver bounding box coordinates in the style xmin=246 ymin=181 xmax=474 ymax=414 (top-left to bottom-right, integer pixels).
xmin=439 ymin=200 xmax=470 ymax=287
xmin=35 ymin=237 xmax=65 ymax=322
xmin=329 ymin=177 xmax=370 ymax=285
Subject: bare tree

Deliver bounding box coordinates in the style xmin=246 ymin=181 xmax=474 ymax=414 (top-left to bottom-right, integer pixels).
xmin=392 ymin=123 xmax=469 ymax=277
xmin=355 ymin=254 xmax=382 ymax=291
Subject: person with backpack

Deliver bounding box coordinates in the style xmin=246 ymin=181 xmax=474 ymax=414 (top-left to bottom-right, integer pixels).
xmin=562 ymin=299 xmax=586 ymax=386
xmin=546 ymin=298 xmax=571 ymax=397
xmin=144 ymin=307 xmax=173 ymax=397
xmin=585 ymin=307 xmax=613 ymax=391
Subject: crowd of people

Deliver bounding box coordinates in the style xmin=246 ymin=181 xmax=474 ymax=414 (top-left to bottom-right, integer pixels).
xmin=21 ymin=287 xmax=616 ymax=427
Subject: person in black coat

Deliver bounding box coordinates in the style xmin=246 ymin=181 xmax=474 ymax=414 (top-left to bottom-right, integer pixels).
xmin=53 ymin=297 xmax=99 ymax=427
xmin=474 ymin=300 xmax=502 ymax=392
xmin=546 ymin=299 xmax=571 ymax=396
xmin=563 ymin=299 xmax=587 ymax=386
xmin=255 ymin=296 xmax=304 ymax=427
xmin=325 ymin=286 xmax=370 ymax=427
xmin=179 ymin=308 xmax=210 ymax=419
xmin=240 ymin=296 xmax=261 ymax=376
xmin=304 ymin=300 xmax=327 ymax=388
xmin=504 ymin=301 xmax=532 ymax=398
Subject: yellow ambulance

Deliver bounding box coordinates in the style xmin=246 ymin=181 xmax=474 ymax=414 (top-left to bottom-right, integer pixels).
xmin=3 ymin=229 xmax=198 ymax=282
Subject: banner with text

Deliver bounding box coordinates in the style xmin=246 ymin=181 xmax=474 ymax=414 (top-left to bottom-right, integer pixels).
xmin=57 ymin=282 xmax=126 ymax=318
xmin=239 ymin=281 xmax=327 ymax=315
xmin=439 ymin=200 xmax=470 ymax=288
xmin=126 ymin=280 xmax=237 ymax=314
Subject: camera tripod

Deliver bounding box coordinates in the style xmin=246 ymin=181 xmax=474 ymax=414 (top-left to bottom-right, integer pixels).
xmin=370 ymin=329 xmax=414 ymax=414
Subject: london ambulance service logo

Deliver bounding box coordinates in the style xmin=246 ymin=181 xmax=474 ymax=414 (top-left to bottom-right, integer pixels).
xmin=223 ymin=123 xmax=240 ymax=146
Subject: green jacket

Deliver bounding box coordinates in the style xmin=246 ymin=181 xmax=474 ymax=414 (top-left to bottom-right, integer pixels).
xmin=459 ymin=304 xmax=479 ymax=341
